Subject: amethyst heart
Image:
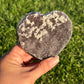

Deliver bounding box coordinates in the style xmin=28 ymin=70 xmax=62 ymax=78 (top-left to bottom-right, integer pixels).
xmin=17 ymin=11 xmax=73 ymax=60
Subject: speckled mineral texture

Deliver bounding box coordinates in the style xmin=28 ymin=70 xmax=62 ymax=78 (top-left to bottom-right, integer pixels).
xmin=17 ymin=11 xmax=73 ymax=60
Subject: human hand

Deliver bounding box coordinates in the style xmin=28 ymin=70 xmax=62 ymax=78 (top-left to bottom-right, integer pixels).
xmin=0 ymin=45 xmax=59 ymax=84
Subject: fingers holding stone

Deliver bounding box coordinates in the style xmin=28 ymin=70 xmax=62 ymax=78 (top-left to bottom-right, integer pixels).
xmin=6 ymin=45 xmax=35 ymax=65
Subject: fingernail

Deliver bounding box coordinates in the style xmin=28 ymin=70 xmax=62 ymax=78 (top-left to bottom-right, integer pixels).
xmin=48 ymin=56 xmax=59 ymax=68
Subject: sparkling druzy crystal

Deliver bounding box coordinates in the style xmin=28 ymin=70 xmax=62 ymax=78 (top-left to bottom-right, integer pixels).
xmin=17 ymin=11 xmax=73 ymax=60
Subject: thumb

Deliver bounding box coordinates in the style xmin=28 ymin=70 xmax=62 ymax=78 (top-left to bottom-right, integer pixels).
xmin=31 ymin=56 xmax=59 ymax=80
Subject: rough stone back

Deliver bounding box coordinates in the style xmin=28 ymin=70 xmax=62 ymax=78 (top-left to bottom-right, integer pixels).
xmin=17 ymin=11 xmax=73 ymax=60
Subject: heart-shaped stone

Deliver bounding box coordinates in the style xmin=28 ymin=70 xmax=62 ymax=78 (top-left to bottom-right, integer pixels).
xmin=17 ymin=11 xmax=72 ymax=60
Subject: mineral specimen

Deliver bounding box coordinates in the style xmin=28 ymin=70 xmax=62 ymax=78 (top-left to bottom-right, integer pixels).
xmin=17 ymin=11 xmax=72 ymax=60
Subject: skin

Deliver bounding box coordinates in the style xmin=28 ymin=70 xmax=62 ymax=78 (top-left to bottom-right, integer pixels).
xmin=0 ymin=45 xmax=59 ymax=84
